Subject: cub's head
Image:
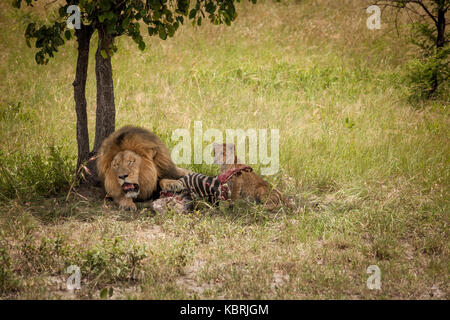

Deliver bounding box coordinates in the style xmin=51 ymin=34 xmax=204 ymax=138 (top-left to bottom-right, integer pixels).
xmin=213 ymin=143 xmax=237 ymax=165
xmin=110 ymin=150 xmax=142 ymax=198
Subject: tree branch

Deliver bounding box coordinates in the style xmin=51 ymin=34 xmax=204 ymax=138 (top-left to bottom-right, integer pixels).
xmin=410 ymin=1 xmax=438 ymax=25
xmin=374 ymin=0 xmax=438 ymax=25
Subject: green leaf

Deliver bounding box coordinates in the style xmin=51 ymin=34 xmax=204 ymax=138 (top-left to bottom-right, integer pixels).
xmin=165 ymin=10 xmax=173 ymax=23
xmin=176 ymin=0 xmax=189 ymax=15
xmin=54 ymin=36 xmax=64 ymax=46
xmin=100 ymin=49 xmax=108 ymax=59
xmin=205 ymin=2 xmax=216 ymax=14
xmin=100 ymin=0 xmax=111 ymax=11
xmin=189 ymin=9 xmax=196 ymax=19
xmin=100 ymin=11 xmax=114 ymax=23
xmin=167 ymin=24 xmax=175 ymax=37
xmin=122 ymin=17 xmax=131 ymax=30
xmin=107 ymin=22 xmax=116 ymax=34
xmin=25 ymin=23 xmax=35 ymax=37
xmin=100 ymin=288 xmax=108 ymax=299
xmin=108 ymin=287 xmax=114 ymax=297
xmin=84 ymin=1 xmax=94 ymax=14
xmin=35 ymin=52 xmax=43 ymax=64
xmin=106 ymin=11 xmax=115 ymax=21
xmin=64 ymin=30 xmax=71 ymax=41
xmin=158 ymin=26 xmax=167 ymax=40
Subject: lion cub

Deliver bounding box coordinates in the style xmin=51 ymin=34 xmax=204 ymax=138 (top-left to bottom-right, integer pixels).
xmin=213 ymin=143 xmax=290 ymax=210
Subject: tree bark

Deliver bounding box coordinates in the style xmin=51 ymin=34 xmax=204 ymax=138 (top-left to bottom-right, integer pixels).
xmin=73 ymin=25 xmax=93 ymax=171
xmin=93 ymin=28 xmax=116 ymax=155
xmin=430 ymin=4 xmax=446 ymax=95
xmin=435 ymin=5 xmax=446 ymax=49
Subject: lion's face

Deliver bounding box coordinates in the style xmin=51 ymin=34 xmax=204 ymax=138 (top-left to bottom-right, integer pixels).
xmin=110 ymin=150 xmax=142 ymax=198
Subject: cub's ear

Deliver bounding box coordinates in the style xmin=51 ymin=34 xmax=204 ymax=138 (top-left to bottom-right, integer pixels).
xmin=225 ymin=143 xmax=235 ymax=153
xmin=225 ymin=143 xmax=236 ymax=164
xmin=212 ymin=143 xmax=225 ymax=153
xmin=213 ymin=143 xmax=224 ymax=164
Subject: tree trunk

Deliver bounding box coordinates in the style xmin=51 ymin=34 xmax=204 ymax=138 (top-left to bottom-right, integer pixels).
xmin=430 ymin=4 xmax=446 ymax=95
xmin=73 ymin=25 xmax=93 ymax=171
xmin=93 ymin=28 xmax=116 ymax=155
xmin=435 ymin=5 xmax=446 ymax=49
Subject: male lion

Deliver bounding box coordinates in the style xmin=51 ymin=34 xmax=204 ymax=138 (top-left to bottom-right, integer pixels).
xmin=97 ymin=126 xmax=187 ymax=210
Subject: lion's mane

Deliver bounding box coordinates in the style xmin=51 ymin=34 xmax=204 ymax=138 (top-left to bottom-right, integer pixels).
xmin=97 ymin=126 xmax=181 ymax=200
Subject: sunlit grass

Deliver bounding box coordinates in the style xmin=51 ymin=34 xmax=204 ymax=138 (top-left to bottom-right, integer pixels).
xmin=0 ymin=0 xmax=448 ymax=299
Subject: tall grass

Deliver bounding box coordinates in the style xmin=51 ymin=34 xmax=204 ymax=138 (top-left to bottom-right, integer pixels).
xmin=0 ymin=145 xmax=73 ymax=200
xmin=0 ymin=0 xmax=448 ymax=299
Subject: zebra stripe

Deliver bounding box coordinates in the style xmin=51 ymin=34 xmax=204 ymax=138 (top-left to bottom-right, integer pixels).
xmin=180 ymin=172 xmax=224 ymax=203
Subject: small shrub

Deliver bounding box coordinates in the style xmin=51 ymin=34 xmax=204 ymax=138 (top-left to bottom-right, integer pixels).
xmin=14 ymin=235 xmax=147 ymax=292
xmin=19 ymin=234 xmax=70 ymax=274
xmin=75 ymin=238 xmax=147 ymax=285
xmin=405 ymin=23 xmax=450 ymax=100
xmin=405 ymin=53 xmax=449 ymax=100
xmin=0 ymin=236 xmax=21 ymax=293
xmin=0 ymin=145 xmax=74 ymax=200
xmin=0 ymin=102 xmax=34 ymax=122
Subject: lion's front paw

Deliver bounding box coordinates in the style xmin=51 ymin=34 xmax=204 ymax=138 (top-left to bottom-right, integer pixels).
xmin=118 ymin=198 xmax=137 ymax=211
xmin=160 ymin=179 xmax=185 ymax=193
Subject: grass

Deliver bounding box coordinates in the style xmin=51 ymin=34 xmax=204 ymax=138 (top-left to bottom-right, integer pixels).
xmin=0 ymin=0 xmax=448 ymax=299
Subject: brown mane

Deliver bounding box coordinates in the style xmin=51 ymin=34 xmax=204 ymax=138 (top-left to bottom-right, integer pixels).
xmin=97 ymin=126 xmax=181 ymax=203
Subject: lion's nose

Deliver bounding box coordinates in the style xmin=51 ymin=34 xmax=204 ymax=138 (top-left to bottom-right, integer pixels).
xmin=119 ymin=174 xmax=129 ymax=180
